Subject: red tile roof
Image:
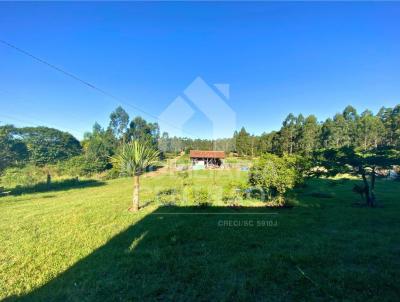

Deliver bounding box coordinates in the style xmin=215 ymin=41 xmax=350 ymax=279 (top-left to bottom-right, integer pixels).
xmin=189 ymin=150 xmax=225 ymax=159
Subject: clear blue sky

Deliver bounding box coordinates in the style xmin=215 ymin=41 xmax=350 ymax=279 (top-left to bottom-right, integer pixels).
xmin=1 ymin=1 xmax=399 ymax=140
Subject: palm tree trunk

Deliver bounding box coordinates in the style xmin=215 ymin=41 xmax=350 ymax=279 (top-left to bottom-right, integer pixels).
xmin=131 ymin=175 xmax=140 ymax=212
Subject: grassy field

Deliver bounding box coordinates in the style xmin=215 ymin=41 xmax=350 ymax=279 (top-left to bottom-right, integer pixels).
xmin=1 ymin=171 xmax=400 ymax=301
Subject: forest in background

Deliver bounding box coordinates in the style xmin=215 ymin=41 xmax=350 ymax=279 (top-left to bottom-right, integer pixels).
xmin=1 ymin=104 xmax=399 ymax=185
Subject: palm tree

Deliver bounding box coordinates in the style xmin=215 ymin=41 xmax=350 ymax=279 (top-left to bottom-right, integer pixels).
xmin=111 ymin=140 xmax=159 ymax=212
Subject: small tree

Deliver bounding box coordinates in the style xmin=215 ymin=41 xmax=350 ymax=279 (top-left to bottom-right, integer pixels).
xmin=110 ymin=140 xmax=159 ymax=212
xmin=317 ymin=146 xmax=399 ymax=207
xmin=248 ymin=153 xmax=301 ymax=205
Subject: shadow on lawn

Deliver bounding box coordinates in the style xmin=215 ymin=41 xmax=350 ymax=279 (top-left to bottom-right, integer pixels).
xmin=5 ymin=178 xmax=105 ymax=196
xmin=10 ymin=206 xmax=291 ymax=301
xmin=8 ymin=178 xmax=387 ymax=301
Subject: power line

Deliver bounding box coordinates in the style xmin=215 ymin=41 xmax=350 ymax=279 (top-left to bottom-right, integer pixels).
xmin=0 ymin=39 xmax=199 ymax=138
xmin=0 ymin=113 xmax=85 ymax=138
xmin=0 ymin=88 xmax=83 ymax=135
xmin=0 ymin=113 xmax=42 ymax=128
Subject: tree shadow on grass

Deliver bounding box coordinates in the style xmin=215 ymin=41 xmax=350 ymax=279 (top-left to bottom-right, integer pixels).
xmin=7 ymin=206 xmax=304 ymax=301
xmin=5 ymin=178 xmax=105 ymax=196
xmin=5 ymin=178 xmax=397 ymax=301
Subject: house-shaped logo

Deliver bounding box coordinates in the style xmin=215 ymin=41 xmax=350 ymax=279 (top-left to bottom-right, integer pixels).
xmin=158 ymin=77 xmax=236 ymax=140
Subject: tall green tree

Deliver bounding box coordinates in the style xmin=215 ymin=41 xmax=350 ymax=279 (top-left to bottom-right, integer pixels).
xmin=321 ymin=112 xmax=352 ymax=149
xmin=356 ymin=110 xmax=385 ymax=150
xmin=378 ymin=105 xmax=400 ymax=147
xmin=333 ymin=113 xmax=349 ymax=147
xmin=393 ymin=105 xmax=400 ymax=147
xmin=298 ymin=115 xmax=320 ymax=155
xmin=82 ymin=123 xmax=116 ymax=173
xmin=256 ymin=131 xmax=276 ymax=155
xmin=111 ymin=141 xmax=159 ymax=212
xmin=343 ymin=105 xmax=358 ymax=122
xmin=342 ymin=105 xmax=358 ymax=146
xmin=108 ymin=106 xmax=129 ymax=142
xmin=126 ymin=116 xmax=160 ymax=148
xmin=158 ymin=132 xmax=171 ymax=153
xmin=234 ymin=127 xmax=251 ymax=156
xmin=280 ymin=114 xmax=297 ymax=154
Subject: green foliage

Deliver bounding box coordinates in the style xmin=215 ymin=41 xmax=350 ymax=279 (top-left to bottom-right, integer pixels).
xmin=234 ymin=127 xmax=251 ymax=156
xmin=177 ymin=170 xmax=192 ymax=186
xmin=57 ymin=155 xmax=110 ymax=177
xmin=1 ymin=175 xmax=400 ymax=300
xmin=110 ymin=140 xmax=160 ymax=176
xmin=298 ymin=115 xmax=320 ymax=155
xmin=156 ymin=187 xmax=181 ymax=205
xmin=82 ymin=123 xmax=116 ymax=172
xmin=0 ymin=165 xmax=47 ymax=188
xmin=187 ymin=187 xmax=211 ymax=208
xmin=126 ymin=116 xmax=159 ymax=148
xmin=0 ymin=125 xmax=28 ymax=172
xmin=317 ymin=146 xmax=400 ymax=176
xmin=316 ymin=146 xmax=400 ymax=206
xmin=108 ymin=106 xmax=129 ymax=141
xmin=356 ymin=110 xmax=385 ymax=150
xmin=101 ymin=167 xmax=122 ymax=180
xmin=176 ymin=154 xmax=190 ymax=165
xmin=222 ymin=180 xmax=246 ymax=204
xmin=249 ymin=153 xmax=302 ymax=204
xmin=154 ymin=104 xmax=400 ymax=157
xmin=177 ymin=171 xmax=189 ymax=179
xmin=2 ymin=103 xmax=399 ymax=186
xmin=18 ymin=126 xmax=81 ymax=166
xmin=279 ymin=113 xmax=298 ymax=155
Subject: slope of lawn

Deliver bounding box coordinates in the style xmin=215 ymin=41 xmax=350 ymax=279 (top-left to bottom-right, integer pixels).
xmin=1 ymin=171 xmax=399 ymax=301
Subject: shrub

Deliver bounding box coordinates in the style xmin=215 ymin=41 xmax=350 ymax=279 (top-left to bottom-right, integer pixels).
xmin=156 ymin=187 xmax=181 ymax=205
xmin=57 ymin=155 xmax=111 ymax=177
xmin=282 ymin=153 xmax=310 ymax=184
xmin=187 ymin=187 xmax=211 ymax=208
xmin=101 ymin=167 xmax=121 ymax=180
xmin=177 ymin=171 xmax=192 ymax=186
xmin=244 ymin=187 xmax=266 ymax=200
xmin=248 ymin=153 xmax=301 ymax=205
xmin=222 ymin=181 xmax=245 ymax=204
xmin=0 ymin=165 xmax=47 ymax=188
xmin=56 ymin=156 xmax=85 ymax=176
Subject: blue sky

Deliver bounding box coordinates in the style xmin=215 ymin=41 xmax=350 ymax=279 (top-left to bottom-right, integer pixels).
xmin=1 ymin=1 xmax=399 ymax=139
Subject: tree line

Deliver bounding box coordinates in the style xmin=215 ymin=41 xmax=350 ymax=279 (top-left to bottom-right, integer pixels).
xmin=0 ymin=106 xmax=160 ymax=175
xmin=1 ymin=104 xmax=399 ymax=177
xmin=160 ymin=104 xmax=399 ymax=157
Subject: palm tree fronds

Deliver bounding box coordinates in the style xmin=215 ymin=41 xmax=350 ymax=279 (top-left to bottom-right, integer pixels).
xmin=110 ymin=140 xmax=159 ymax=176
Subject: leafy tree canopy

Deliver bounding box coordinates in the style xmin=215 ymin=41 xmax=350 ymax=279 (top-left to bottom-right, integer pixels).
xmin=316 ymin=146 xmax=400 ymax=206
xmin=17 ymin=126 xmax=82 ymax=166
xmin=0 ymin=125 xmax=28 ymax=172
xmin=248 ymin=153 xmax=303 ymax=205
xmin=108 ymin=106 xmax=129 ymax=141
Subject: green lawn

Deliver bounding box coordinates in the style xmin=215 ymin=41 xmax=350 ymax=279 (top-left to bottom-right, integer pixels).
xmin=1 ymin=171 xmax=399 ymax=301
